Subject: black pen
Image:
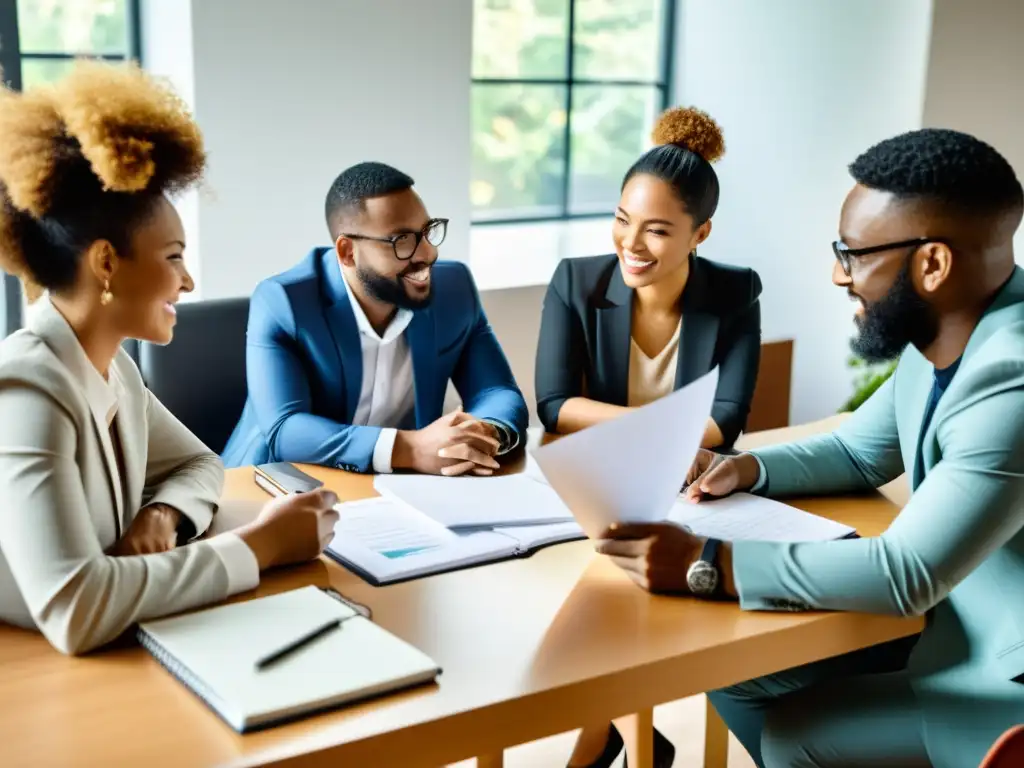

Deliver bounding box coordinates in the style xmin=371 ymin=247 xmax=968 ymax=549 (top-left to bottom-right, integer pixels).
xmin=254 ymin=616 xmax=349 ymax=671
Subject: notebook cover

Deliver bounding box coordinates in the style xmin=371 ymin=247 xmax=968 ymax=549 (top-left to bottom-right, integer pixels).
xmin=138 ymin=587 xmax=440 ymax=732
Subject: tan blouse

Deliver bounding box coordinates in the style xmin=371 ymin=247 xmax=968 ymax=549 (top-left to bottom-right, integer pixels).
xmin=627 ymin=321 xmax=681 ymax=408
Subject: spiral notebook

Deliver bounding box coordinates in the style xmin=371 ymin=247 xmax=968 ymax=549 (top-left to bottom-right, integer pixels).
xmin=137 ymin=586 xmax=441 ymax=732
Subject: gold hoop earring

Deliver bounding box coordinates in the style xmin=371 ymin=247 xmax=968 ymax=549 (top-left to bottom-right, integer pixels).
xmin=100 ymin=279 xmax=113 ymax=306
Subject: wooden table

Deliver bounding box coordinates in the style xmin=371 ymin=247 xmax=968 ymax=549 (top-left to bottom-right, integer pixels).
xmin=0 ymin=421 xmax=922 ymax=768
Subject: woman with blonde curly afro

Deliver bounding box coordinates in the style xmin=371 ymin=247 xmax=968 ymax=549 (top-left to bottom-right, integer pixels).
xmin=0 ymin=62 xmax=338 ymax=655
xmin=539 ymin=107 xmax=764 ymax=766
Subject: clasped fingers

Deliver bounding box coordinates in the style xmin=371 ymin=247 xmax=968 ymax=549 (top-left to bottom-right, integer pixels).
xmin=437 ymin=434 xmax=501 ymax=472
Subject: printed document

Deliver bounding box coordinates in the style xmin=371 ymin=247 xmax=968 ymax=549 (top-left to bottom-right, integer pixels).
xmin=669 ymin=493 xmax=855 ymax=542
xmin=531 ymin=368 xmax=720 ymax=537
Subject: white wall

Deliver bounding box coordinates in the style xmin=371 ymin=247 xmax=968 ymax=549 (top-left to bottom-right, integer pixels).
xmin=673 ymin=0 xmax=933 ymax=422
xmin=175 ymin=0 xmax=473 ymax=299
xmin=922 ymin=0 xmax=1024 ymax=259
xmin=140 ymin=0 xmax=201 ymax=292
xmin=142 ymin=0 xmax=938 ymax=427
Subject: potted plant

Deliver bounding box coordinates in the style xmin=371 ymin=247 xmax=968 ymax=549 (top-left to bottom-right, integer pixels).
xmin=840 ymin=356 xmax=897 ymax=412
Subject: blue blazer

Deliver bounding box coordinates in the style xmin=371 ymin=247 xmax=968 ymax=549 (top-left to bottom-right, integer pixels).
xmin=736 ymin=267 xmax=1024 ymax=766
xmin=222 ymin=248 xmax=528 ymax=472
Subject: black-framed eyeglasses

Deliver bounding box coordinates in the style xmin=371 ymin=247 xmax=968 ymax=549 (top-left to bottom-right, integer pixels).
xmin=832 ymin=237 xmax=950 ymax=276
xmin=341 ymin=218 xmax=448 ymax=261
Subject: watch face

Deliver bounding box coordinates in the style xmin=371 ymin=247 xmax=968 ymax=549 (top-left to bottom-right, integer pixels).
xmin=687 ymin=561 xmax=719 ymax=595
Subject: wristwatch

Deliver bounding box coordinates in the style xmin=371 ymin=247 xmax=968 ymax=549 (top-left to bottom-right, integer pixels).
xmin=482 ymin=419 xmax=517 ymax=455
xmin=686 ymin=537 xmax=721 ymax=596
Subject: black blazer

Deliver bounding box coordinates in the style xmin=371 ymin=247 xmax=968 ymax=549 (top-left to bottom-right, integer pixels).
xmin=535 ymin=253 xmax=763 ymax=447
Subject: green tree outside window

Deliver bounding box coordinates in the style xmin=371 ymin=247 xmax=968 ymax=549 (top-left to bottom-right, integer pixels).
xmin=470 ymin=0 xmax=671 ymax=222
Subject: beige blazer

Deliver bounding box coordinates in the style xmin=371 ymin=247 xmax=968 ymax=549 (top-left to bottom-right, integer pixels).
xmin=0 ymin=300 xmax=253 ymax=654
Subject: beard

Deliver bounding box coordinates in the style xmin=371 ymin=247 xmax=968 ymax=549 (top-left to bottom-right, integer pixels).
xmin=355 ymin=262 xmax=433 ymax=310
xmin=850 ymin=259 xmax=939 ymax=363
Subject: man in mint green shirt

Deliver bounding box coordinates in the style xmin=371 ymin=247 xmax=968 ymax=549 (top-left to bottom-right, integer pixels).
xmin=597 ymin=128 xmax=1024 ymax=768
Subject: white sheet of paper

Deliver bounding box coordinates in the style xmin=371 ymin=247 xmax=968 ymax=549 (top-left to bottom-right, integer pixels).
xmin=669 ymin=493 xmax=855 ymax=542
xmin=522 ymin=454 xmax=551 ymax=485
xmin=531 ymin=367 xmax=720 ymax=538
xmin=373 ymin=473 xmax=574 ymax=529
xmin=328 ymin=498 xmax=516 ymax=582
xmin=497 ymin=520 xmax=585 ymax=550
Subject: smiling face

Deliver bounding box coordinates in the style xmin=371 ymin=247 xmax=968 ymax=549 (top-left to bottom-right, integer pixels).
xmin=102 ymin=195 xmax=194 ymax=345
xmin=613 ymin=174 xmax=710 ymax=289
xmin=338 ymin=188 xmax=439 ymax=310
xmin=834 ymin=184 xmax=941 ymax=362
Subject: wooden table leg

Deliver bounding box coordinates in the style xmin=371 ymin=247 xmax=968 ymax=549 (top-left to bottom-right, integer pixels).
xmin=615 ymin=709 xmax=654 ymax=768
xmin=704 ymin=695 xmax=729 ymax=768
xmin=476 ymin=752 xmax=504 ymax=768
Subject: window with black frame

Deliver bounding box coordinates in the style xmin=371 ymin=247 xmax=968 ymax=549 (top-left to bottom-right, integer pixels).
xmin=16 ymin=0 xmax=140 ymax=88
xmin=470 ymin=0 xmax=674 ymax=225
xmin=0 ymin=0 xmax=140 ymax=337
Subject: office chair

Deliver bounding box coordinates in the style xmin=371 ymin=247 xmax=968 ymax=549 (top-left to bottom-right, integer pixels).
xmin=137 ymin=297 xmax=250 ymax=454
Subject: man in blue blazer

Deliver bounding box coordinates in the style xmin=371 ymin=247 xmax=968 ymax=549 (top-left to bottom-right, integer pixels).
xmin=595 ymin=129 xmax=1024 ymax=768
xmin=223 ymin=162 xmax=527 ymax=475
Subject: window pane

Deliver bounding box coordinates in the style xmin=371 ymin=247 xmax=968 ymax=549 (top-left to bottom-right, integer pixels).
xmin=18 ymin=0 xmax=129 ymax=55
xmin=472 ymin=0 xmax=569 ymax=80
xmin=572 ymin=0 xmax=665 ymax=81
xmin=20 ymin=57 xmax=78 ymax=89
xmin=569 ymin=84 xmax=661 ymax=214
xmin=471 ymin=83 xmax=568 ymax=220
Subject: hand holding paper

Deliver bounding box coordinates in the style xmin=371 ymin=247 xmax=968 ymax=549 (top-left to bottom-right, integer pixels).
xmin=594 ymin=521 xmax=706 ymax=593
xmin=684 ymin=449 xmax=762 ymax=501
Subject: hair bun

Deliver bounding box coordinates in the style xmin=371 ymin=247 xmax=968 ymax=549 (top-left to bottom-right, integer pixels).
xmin=651 ymin=106 xmax=725 ymax=164
xmin=0 ymin=61 xmax=205 ymax=220
xmin=54 ymin=60 xmax=205 ymax=195
xmin=0 ymin=86 xmax=66 ymax=217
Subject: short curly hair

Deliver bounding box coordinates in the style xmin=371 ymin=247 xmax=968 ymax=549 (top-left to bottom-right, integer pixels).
xmin=325 ymin=161 xmax=414 ymax=239
xmin=623 ymin=106 xmax=725 ymax=226
xmin=849 ymin=128 xmax=1023 ymax=215
xmin=0 ymin=60 xmax=205 ymax=300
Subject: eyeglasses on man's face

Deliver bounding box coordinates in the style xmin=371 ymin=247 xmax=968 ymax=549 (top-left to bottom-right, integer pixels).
xmin=341 ymin=218 xmax=448 ymax=261
xmin=831 ymin=236 xmax=950 ymax=276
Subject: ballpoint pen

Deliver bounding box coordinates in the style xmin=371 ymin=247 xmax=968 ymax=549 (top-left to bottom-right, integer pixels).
xmin=254 ymin=615 xmax=354 ymax=670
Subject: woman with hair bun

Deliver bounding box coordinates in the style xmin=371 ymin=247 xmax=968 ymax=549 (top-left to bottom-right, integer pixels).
xmin=0 ymin=62 xmax=339 ymax=655
xmin=539 ymin=107 xmax=762 ymax=767
xmin=536 ymin=107 xmax=762 ymax=458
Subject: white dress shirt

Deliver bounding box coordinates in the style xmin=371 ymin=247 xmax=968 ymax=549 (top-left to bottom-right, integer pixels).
xmin=45 ymin=311 xmax=259 ymax=594
xmin=341 ymin=272 xmax=416 ymax=473
xmin=340 ymin=273 xmax=519 ymax=469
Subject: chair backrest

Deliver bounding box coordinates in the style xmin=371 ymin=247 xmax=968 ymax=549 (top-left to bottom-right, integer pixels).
xmin=121 ymin=338 xmax=140 ymax=365
xmin=137 ymin=297 xmax=250 ymax=455
xmin=980 ymin=725 xmax=1024 ymax=767
xmin=746 ymin=339 xmax=794 ymax=433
